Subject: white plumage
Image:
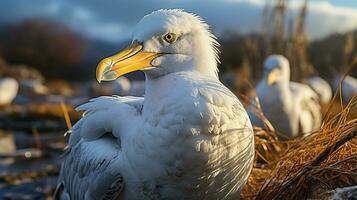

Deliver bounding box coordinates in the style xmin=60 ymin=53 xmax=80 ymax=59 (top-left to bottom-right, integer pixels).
xmin=306 ymin=76 xmax=332 ymax=105
xmin=249 ymin=55 xmax=321 ymax=139
xmin=332 ymin=75 xmax=357 ymax=103
xmin=0 ymin=77 xmax=19 ymax=105
xmin=56 ymin=9 xmax=254 ymax=200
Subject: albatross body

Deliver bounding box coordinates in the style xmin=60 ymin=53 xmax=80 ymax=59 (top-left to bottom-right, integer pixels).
xmin=0 ymin=77 xmax=18 ymax=105
xmin=56 ymin=9 xmax=254 ymax=200
xmin=306 ymin=76 xmax=332 ymax=105
xmin=249 ymin=55 xmax=321 ymax=139
xmin=332 ymin=75 xmax=357 ymax=103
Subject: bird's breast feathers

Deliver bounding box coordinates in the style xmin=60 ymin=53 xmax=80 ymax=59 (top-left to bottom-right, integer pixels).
xmin=121 ymin=73 xmax=254 ymax=198
xmin=67 ymin=72 xmax=254 ymax=199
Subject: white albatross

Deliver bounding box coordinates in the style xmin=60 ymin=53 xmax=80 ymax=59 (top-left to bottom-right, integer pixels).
xmin=0 ymin=77 xmax=18 ymax=105
xmin=55 ymin=9 xmax=254 ymax=200
xmin=332 ymin=75 xmax=357 ymax=103
xmin=306 ymin=76 xmax=332 ymax=105
xmin=248 ymin=55 xmax=321 ymax=139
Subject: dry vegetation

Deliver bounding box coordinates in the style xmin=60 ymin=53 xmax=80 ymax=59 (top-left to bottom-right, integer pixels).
xmin=220 ymin=0 xmax=357 ymax=96
xmin=242 ymin=91 xmax=357 ymax=200
xmin=239 ymin=1 xmax=357 ymax=199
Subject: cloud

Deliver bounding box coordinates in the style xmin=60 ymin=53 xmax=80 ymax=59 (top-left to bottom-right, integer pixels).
xmin=0 ymin=0 xmax=357 ymax=42
xmin=304 ymin=1 xmax=357 ymax=39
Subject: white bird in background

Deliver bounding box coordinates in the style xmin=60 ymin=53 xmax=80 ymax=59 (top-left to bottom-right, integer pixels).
xmin=0 ymin=77 xmax=19 ymax=105
xmin=249 ymin=55 xmax=321 ymax=139
xmin=19 ymin=79 xmax=49 ymax=95
xmin=90 ymin=77 xmax=146 ymax=97
xmin=332 ymin=75 xmax=357 ymax=103
xmin=112 ymin=77 xmax=132 ymax=95
xmin=112 ymin=77 xmax=146 ymax=97
xmin=56 ymin=9 xmax=254 ymax=200
xmin=306 ymin=76 xmax=332 ymax=105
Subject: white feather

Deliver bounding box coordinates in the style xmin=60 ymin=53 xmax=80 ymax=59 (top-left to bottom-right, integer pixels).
xmin=57 ymin=9 xmax=254 ymax=200
xmin=249 ymin=55 xmax=321 ymax=139
xmin=332 ymin=75 xmax=357 ymax=103
xmin=306 ymin=76 xmax=332 ymax=104
xmin=0 ymin=77 xmax=18 ymax=105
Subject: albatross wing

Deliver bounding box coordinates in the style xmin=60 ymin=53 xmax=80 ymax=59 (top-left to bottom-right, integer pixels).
xmin=55 ymin=136 xmax=124 ymax=200
xmin=55 ymin=96 xmax=143 ymax=200
xmin=290 ymin=82 xmax=321 ymax=135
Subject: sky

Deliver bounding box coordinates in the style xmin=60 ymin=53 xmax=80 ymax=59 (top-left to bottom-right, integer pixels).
xmin=0 ymin=0 xmax=357 ymax=43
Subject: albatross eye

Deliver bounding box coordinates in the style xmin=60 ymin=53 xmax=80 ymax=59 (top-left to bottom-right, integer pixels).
xmin=163 ymin=33 xmax=177 ymax=44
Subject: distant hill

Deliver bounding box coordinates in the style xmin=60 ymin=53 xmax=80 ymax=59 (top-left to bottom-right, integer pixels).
xmin=308 ymin=31 xmax=357 ymax=79
xmin=0 ymin=19 xmax=145 ymax=81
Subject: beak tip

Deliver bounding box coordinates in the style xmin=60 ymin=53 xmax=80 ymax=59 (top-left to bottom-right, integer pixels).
xmin=95 ymin=74 xmax=102 ymax=83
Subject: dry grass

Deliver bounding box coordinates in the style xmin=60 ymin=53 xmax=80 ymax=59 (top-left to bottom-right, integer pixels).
xmin=242 ymin=94 xmax=357 ymax=199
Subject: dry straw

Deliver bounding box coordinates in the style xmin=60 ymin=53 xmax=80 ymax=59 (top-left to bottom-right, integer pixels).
xmin=242 ymin=86 xmax=357 ymax=199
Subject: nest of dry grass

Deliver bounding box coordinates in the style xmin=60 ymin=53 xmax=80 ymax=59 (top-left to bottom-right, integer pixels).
xmin=242 ymin=94 xmax=357 ymax=200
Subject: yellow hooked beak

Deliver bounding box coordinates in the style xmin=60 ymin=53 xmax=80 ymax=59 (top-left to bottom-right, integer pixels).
xmin=267 ymin=69 xmax=280 ymax=86
xmin=96 ymin=41 xmax=162 ymax=83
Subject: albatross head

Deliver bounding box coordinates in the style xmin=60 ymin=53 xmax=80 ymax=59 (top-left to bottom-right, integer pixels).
xmin=263 ymin=54 xmax=290 ymax=86
xmin=96 ymin=9 xmax=219 ymax=82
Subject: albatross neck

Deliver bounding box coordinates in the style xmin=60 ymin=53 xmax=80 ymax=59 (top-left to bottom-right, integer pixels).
xmin=142 ymin=70 xmax=216 ymax=115
xmin=143 ymin=73 xmax=184 ymax=113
